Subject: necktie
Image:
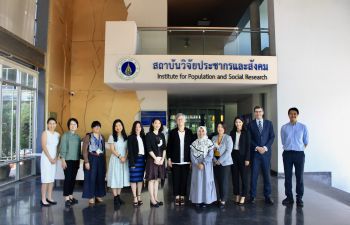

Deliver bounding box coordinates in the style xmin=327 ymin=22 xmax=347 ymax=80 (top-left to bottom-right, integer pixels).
xmin=258 ymin=120 xmax=263 ymax=134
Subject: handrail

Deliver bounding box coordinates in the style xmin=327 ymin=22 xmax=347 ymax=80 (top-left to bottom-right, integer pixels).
xmin=138 ymin=26 xmax=269 ymax=33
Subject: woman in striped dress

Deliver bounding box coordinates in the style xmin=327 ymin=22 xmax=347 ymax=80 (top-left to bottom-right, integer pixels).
xmin=127 ymin=121 xmax=146 ymax=207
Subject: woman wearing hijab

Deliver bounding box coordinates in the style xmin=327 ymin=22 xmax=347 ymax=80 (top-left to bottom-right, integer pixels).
xmin=189 ymin=126 xmax=217 ymax=207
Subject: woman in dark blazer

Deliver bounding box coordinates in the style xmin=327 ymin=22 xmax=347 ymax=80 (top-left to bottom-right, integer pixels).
xmin=128 ymin=121 xmax=146 ymax=207
xmin=167 ymin=113 xmax=194 ymax=206
xmin=145 ymin=118 xmax=167 ymax=208
xmin=230 ymin=116 xmax=250 ymax=205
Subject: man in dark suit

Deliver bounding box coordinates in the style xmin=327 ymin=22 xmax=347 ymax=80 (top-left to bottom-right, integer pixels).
xmin=248 ymin=106 xmax=275 ymax=205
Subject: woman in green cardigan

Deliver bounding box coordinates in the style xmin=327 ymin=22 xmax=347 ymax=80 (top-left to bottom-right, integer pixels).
xmin=60 ymin=118 xmax=82 ymax=207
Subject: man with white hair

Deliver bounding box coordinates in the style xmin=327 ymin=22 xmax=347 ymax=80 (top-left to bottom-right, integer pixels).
xmin=167 ymin=113 xmax=195 ymax=206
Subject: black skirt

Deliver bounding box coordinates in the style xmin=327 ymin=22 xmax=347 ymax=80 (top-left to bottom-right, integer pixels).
xmin=144 ymin=157 xmax=166 ymax=181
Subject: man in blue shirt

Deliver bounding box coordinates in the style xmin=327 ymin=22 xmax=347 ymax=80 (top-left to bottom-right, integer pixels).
xmin=281 ymin=107 xmax=309 ymax=207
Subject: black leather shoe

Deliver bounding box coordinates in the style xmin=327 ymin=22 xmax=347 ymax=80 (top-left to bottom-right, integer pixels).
xmin=150 ymin=201 xmax=159 ymax=208
xmin=40 ymin=200 xmax=51 ymax=207
xmin=156 ymin=201 xmax=163 ymax=206
xmin=296 ymin=198 xmax=304 ymax=207
xmin=65 ymin=200 xmax=72 ymax=207
xmin=46 ymin=199 xmax=57 ymax=205
xmin=282 ymin=197 xmax=294 ymax=205
xmin=218 ymin=201 xmax=225 ymax=208
xmin=70 ymin=198 xmax=78 ymax=204
xmin=248 ymin=197 xmax=256 ymax=204
xmin=265 ymin=198 xmax=274 ymax=205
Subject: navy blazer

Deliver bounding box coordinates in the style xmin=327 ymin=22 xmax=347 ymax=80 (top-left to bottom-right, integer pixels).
xmin=248 ymin=119 xmax=275 ymax=157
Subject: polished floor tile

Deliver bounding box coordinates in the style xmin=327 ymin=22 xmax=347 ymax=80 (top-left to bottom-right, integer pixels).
xmin=0 ymin=175 xmax=349 ymax=225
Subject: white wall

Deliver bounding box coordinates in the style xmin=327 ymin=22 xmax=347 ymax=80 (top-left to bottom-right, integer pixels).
xmin=274 ymin=0 xmax=350 ymax=192
xmin=0 ymin=0 xmax=36 ymax=44
xmin=105 ymin=21 xmax=137 ymax=55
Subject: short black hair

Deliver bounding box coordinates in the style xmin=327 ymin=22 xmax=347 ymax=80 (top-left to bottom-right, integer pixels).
xmin=288 ymin=107 xmax=299 ymax=115
xmin=67 ymin=118 xmax=79 ymax=129
xmin=91 ymin=121 xmax=101 ymax=128
xmin=47 ymin=117 xmax=57 ymax=124
xmin=149 ymin=118 xmax=163 ymax=133
xmin=254 ymin=106 xmax=264 ymax=112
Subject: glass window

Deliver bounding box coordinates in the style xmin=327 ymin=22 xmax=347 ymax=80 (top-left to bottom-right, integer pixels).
xmin=0 ymin=59 xmax=37 ymax=186
xmin=2 ymin=65 xmax=18 ymax=82
xmin=19 ymin=160 xmax=34 ymax=178
xmin=0 ymin=163 xmax=16 ymax=185
xmin=20 ymin=89 xmax=35 ymax=159
xmin=1 ymin=83 xmax=18 ymax=162
xmin=20 ymin=72 xmax=35 ymax=88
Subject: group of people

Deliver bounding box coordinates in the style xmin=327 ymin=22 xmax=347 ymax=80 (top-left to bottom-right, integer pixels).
xmin=39 ymin=105 xmax=309 ymax=209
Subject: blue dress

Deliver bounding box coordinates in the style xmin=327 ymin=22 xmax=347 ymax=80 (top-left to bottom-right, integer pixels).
xmin=107 ymin=135 xmax=130 ymax=188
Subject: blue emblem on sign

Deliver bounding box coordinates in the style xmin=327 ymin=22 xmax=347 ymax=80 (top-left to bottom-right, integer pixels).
xmin=117 ymin=58 xmax=140 ymax=80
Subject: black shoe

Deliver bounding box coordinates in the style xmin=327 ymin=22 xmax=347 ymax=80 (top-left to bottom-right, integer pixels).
xmin=118 ymin=196 xmax=125 ymax=205
xmin=238 ymin=201 xmax=245 ymax=206
xmin=156 ymin=201 xmax=163 ymax=206
xmin=40 ymin=200 xmax=51 ymax=207
xmin=70 ymin=198 xmax=78 ymax=204
xmin=282 ymin=197 xmax=294 ymax=205
xmin=65 ymin=200 xmax=72 ymax=207
xmin=114 ymin=196 xmax=121 ymax=207
xmin=296 ymin=198 xmax=304 ymax=207
xmin=150 ymin=201 xmax=159 ymax=208
xmin=201 ymin=203 xmax=207 ymax=208
xmin=248 ymin=197 xmax=256 ymax=204
xmin=218 ymin=201 xmax=225 ymax=208
xmin=265 ymin=197 xmax=274 ymax=205
xmin=46 ymin=199 xmax=57 ymax=205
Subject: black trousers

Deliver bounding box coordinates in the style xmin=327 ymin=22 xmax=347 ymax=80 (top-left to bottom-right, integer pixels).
xmin=214 ymin=165 xmax=231 ymax=201
xmin=283 ymin=151 xmax=305 ymax=200
xmin=63 ymin=160 xmax=80 ymax=196
xmin=231 ymin=151 xmax=248 ymax=197
xmin=172 ymin=164 xmax=190 ymax=196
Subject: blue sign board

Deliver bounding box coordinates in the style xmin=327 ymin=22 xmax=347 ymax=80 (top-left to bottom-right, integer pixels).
xmin=141 ymin=111 xmax=167 ymax=126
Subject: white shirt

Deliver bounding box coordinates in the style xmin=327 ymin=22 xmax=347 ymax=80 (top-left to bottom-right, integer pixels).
xmin=137 ymin=135 xmax=145 ymax=155
xmin=178 ymin=131 xmax=185 ymax=162
xmin=234 ymin=132 xmax=241 ymax=150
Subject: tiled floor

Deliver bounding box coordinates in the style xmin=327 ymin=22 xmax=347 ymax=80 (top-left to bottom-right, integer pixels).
xmin=0 ymin=174 xmax=349 ymax=225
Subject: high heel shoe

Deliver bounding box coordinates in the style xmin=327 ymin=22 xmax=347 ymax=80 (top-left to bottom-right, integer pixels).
xmin=46 ymin=199 xmax=57 ymax=205
xmin=150 ymin=201 xmax=159 ymax=208
xmin=40 ymin=200 xmax=51 ymax=207
xmin=137 ymin=195 xmax=143 ymax=206
xmin=133 ymin=196 xmax=139 ymax=207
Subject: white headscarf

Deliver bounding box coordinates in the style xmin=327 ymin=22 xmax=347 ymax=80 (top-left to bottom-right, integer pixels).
xmin=191 ymin=126 xmax=214 ymax=158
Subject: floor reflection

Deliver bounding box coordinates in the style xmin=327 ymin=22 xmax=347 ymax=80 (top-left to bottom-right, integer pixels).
xmin=0 ymin=177 xmax=349 ymax=225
